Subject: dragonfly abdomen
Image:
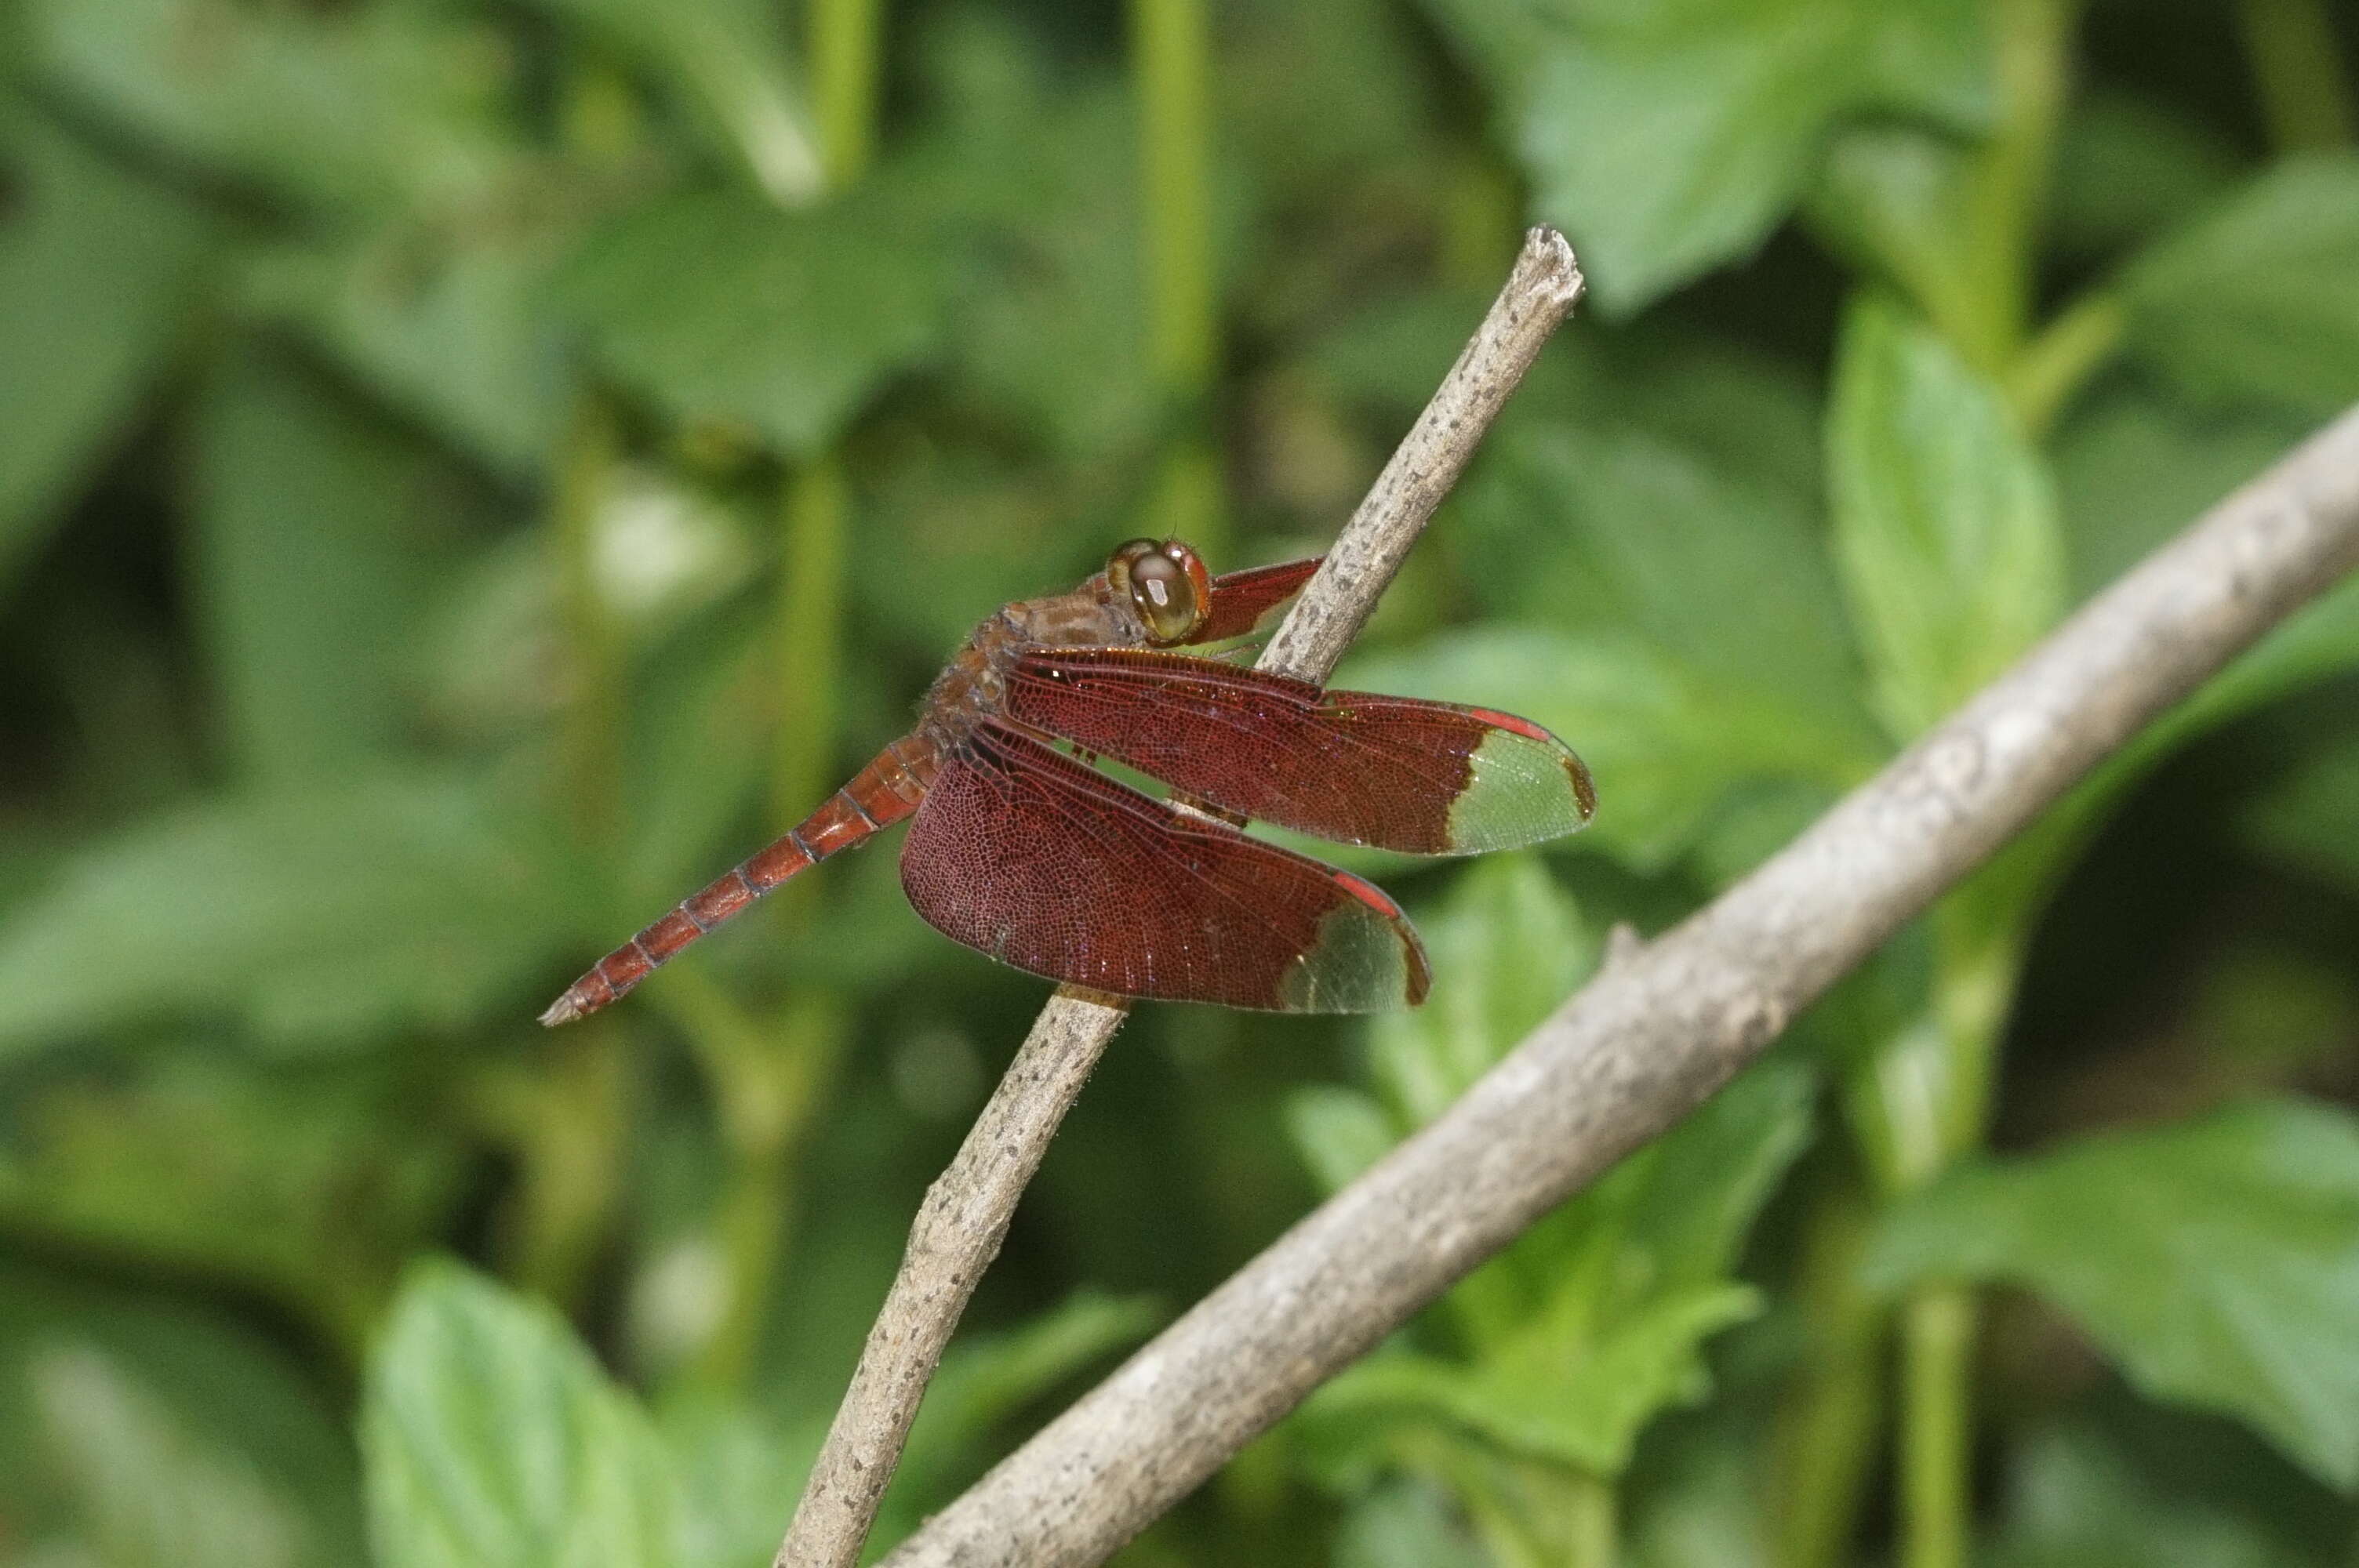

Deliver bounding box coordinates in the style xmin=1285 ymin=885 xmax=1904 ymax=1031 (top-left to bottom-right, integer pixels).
xmin=539 ymin=737 xmax=939 ymax=1025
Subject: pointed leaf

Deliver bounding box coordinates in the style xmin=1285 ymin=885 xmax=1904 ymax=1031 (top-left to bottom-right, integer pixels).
xmin=0 ymin=1050 xmax=462 ymax=1346
xmin=24 ymin=0 xmax=515 ymax=214
xmin=364 ymin=1262 xmax=684 ymax=1568
xmin=1345 ymin=626 xmax=1865 ymax=872
xmin=1988 ymin=1417 xmax=2326 ymax=1568
xmin=1368 ymin=855 xmax=1594 ymax=1126
xmin=1867 ymin=1098 xmax=2359 ymax=1489
xmin=1454 ymin=421 xmax=1866 ymax=717
xmin=243 ymin=220 xmax=572 ymax=479
xmin=1303 ymin=1062 xmax=1815 ymax=1478
xmin=1420 ymin=0 xmax=1990 ymax=312
xmin=0 ymin=1265 xmax=365 ymax=1560
xmin=1830 ymin=293 xmax=2066 ymax=739
xmin=29 ymin=1345 xmax=324 ymax=1568
xmin=524 ymin=0 xmax=820 ymax=204
xmin=0 ymin=771 xmax=581 ymax=1056
xmin=2124 ymin=154 xmax=2359 ymax=420
xmin=187 ymin=348 xmax=478 ymax=783
xmin=552 ymin=187 xmax=942 ymax=456
xmin=0 ymin=113 xmax=215 ymax=595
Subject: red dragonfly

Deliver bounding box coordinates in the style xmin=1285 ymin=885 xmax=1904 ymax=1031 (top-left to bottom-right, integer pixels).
xmin=542 ymin=539 xmax=1594 ymax=1022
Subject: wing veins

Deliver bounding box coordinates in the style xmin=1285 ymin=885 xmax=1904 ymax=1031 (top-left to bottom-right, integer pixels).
xmin=965 ymin=724 xmax=1365 ymax=962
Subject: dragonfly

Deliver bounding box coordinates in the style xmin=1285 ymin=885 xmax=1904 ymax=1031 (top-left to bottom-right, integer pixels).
xmin=542 ymin=539 xmax=1594 ymax=1023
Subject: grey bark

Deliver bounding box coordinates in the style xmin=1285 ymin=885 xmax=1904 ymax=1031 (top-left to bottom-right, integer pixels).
xmin=881 ymin=405 xmax=2359 ymax=1568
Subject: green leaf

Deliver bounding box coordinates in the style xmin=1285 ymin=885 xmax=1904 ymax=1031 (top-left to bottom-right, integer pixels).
xmin=25 ymin=1345 xmax=326 ymax=1568
xmin=0 ymin=1263 xmax=365 ymax=1563
xmin=0 ymin=770 xmax=583 ymax=1056
xmin=364 ymin=1261 xmax=684 ymax=1568
xmin=187 ymin=347 xmax=478 ymax=784
xmin=1314 ymin=1285 xmax=1761 ymax=1475
xmin=242 ymin=217 xmax=572 ymax=479
xmin=1829 ymin=293 xmax=2066 ymax=739
xmin=1805 ymin=124 xmax=1994 ymax=362
xmin=1333 ymin=1479 xmax=1491 ymax=1568
xmin=1345 ymin=625 xmax=1864 ymax=873
xmin=2124 ymin=154 xmax=2359 ymax=420
xmin=1427 ymin=0 xmax=1990 ymax=313
xmin=1866 ymin=1098 xmax=2359 ymax=1489
xmin=0 ymin=112 xmax=215 ymax=595
xmin=1304 ymin=1061 xmax=1816 ymax=1476
xmin=553 ymin=185 xmax=943 ymax=456
xmin=1453 ymin=420 xmax=1865 ymax=717
xmin=24 ymin=0 xmax=516 ymax=215
xmin=900 ymin=39 xmax=1160 ymax=463
xmin=2053 ymin=384 xmax=2313 ymax=601
xmin=1286 ymin=1084 xmax=1400 ymax=1197
xmin=1366 ymin=855 xmax=1595 ymax=1127
xmin=0 ymin=1049 xmax=462 ymax=1348
xmin=525 ymin=0 xmax=820 ymax=204
xmin=1988 ymin=1416 xmax=2324 ymax=1568
xmin=2048 ymin=89 xmax=2244 ymax=264
xmin=1354 ymin=392 xmax=1881 ymax=871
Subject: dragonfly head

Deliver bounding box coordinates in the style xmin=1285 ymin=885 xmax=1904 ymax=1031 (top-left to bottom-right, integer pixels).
xmin=1106 ymin=538 xmax=1212 ymax=645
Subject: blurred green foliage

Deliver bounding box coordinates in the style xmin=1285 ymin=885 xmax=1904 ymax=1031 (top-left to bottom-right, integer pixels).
xmin=2 ymin=0 xmax=2357 ymax=1564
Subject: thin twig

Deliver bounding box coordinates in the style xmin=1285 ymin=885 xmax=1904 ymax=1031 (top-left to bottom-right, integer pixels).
xmin=880 ymin=405 xmax=2359 ymax=1568
xmin=773 ymin=227 xmax=1586 ymax=1568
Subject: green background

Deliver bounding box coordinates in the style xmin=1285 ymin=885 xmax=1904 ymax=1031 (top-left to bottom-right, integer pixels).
xmin=3 ymin=0 xmax=2359 ymax=1563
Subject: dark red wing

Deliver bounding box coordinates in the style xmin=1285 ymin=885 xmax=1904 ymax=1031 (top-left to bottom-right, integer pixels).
xmin=1005 ymin=648 xmax=1595 ymax=855
xmin=1186 ymin=555 xmax=1322 ymax=644
xmin=899 ymin=720 xmax=1429 ymax=1012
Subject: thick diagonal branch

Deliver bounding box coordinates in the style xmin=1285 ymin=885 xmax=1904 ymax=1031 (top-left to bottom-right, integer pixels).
xmin=773 ymin=228 xmax=1586 ymax=1568
xmin=881 ymin=405 xmax=2359 ymax=1568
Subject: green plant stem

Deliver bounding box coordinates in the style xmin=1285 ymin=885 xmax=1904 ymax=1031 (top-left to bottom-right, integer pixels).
xmin=674 ymin=0 xmax=882 ymax=1389
xmin=1899 ymin=1287 xmax=1978 ymax=1568
xmin=1440 ymin=146 xmax=1520 ymax=293
xmin=657 ymin=971 xmax=849 ymax=1384
xmin=552 ymin=394 xmax=623 ymax=848
xmin=2010 ymin=289 xmax=2127 ymax=438
xmin=772 ymin=456 xmax=848 ymax=837
xmin=1132 ymin=0 xmax=1223 ymax=557
xmin=1867 ymin=9 xmax=2078 ymax=1555
xmin=1132 ymin=0 xmax=1216 ymax=393
xmin=2236 ymin=0 xmax=2357 ymax=152
xmin=472 ymin=1027 xmax=628 ymax=1311
xmin=490 ymin=392 xmax=631 ymax=1315
xmin=1565 ymin=1468 xmax=1617 ymax=1568
xmin=1861 ymin=901 xmax=2025 ymax=1568
xmin=1771 ymin=1175 xmax=1886 ymax=1568
xmin=809 ymin=0 xmax=881 ymax=190
xmin=1961 ymin=0 xmax=2077 ymax=373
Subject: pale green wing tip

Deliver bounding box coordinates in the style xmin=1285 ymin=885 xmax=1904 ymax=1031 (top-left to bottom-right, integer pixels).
xmin=1442 ymin=725 xmax=1598 ymax=854
xmin=1277 ymin=897 xmax=1431 ymax=1013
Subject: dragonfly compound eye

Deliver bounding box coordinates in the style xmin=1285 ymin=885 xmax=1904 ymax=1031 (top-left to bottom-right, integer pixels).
xmin=1118 ymin=540 xmax=1212 ymax=644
